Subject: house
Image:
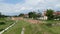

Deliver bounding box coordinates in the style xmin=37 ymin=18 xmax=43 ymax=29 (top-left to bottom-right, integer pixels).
xmin=44 ymin=11 xmax=60 ymax=16
xmin=37 ymin=11 xmax=48 ymax=20
xmin=43 ymin=11 xmax=60 ymax=20
xmin=53 ymin=11 xmax=60 ymax=15
xmin=24 ymin=14 xmax=29 ymax=18
xmin=41 ymin=11 xmax=48 ymax=20
xmin=37 ymin=16 xmax=48 ymax=20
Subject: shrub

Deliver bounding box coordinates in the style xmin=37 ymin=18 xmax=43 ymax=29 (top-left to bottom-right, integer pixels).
xmin=0 ymin=22 xmax=5 ymax=25
xmin=0 ymin=29 xmax=4 ymax=31
xmin=46 ymin=23 xmax=52 ymax=27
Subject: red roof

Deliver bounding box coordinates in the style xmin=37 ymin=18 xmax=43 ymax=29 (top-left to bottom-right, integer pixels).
xmin=44 ymin=11 xmax=60 ymax=16
xmin=54 ymin=12 xmax=60 ymax=15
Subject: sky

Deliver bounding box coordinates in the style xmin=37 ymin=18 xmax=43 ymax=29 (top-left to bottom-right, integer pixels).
xmin=0 ymin=0 xmax=60 ymax=16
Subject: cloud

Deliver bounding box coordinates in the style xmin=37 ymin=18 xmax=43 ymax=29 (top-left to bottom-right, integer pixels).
xmin=56 ymin=4 xmax=60 ymax=7
xmin=0 ymin=0 xmax=60 ymax=15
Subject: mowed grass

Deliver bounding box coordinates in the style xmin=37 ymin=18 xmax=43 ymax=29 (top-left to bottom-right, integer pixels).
xmin=0 ymin=18 xmax=15 ymax=31
xmin=3 ymin=20 xmax=60 ymax=34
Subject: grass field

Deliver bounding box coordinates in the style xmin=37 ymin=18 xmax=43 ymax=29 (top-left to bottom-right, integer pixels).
xmin=41 ymin=20 xmax=60 ymax=34
xmin=2 ymin=19 xmax=60 ymax=34
xmin=0 ymin=18 xmax=15 ymax=31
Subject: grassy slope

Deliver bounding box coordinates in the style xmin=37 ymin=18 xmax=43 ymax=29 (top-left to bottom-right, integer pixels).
xmin=3 ymin=20 xmax=42 ymax=34
xmin=3 ymin=20 xmax=60 ymax=34
xmin=0 ymin=18 xmax=15 ymax=31
xmin=42 ymin=20 xmax=60 ymax=34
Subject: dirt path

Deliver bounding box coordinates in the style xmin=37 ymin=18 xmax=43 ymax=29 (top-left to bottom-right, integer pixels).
xmin=24 ymin=19 xmax=41 ymax=24
xmin=12 ymin=17 xmax=43 ymax=24
xmin=11 ymin=17 xmax=23 ymax=20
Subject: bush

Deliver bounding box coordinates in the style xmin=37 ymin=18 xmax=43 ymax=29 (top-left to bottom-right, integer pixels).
xmin=0 ymin=29 xmax=4 ymax=31
xmin=46 ymin=23 xmax=52 ymax=27
xmin=0 ymin=22 xmax=5 ymax=25
xmin=46 ymin=9 xmax=54 ymax=20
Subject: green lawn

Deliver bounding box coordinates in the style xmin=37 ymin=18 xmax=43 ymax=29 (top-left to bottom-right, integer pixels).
xmin=3 ymin=19 xmax=60 ymax=34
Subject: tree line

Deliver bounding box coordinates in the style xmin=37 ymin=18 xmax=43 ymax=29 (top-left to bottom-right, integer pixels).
xmin=0 ymin=9 xmax=60 ymax=20
xmin=19 ymin=9 xmax=60 ymax=20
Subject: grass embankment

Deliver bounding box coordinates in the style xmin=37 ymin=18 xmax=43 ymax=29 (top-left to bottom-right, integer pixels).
xmin=3 ymin=20 xmax=42 ymax=34
xmin=0 ymin=18 xmax=15 ymax=31
xmin=3 ymin=20 xmax=60 ymax=34
xmin=41 ymin=20 xmax=60 ymax=34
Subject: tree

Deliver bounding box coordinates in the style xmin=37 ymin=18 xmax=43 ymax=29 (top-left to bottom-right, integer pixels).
xmin=28 ymin=12 xmax=37 ymax=19
xmin=19 ymin=13 xmax=24 ymax=17
xmin=0 ymin=12 xmax=1 ymax=15
xmin=37 ymin=10 xmax=42 ymax=18
xmin=46 ymin=9 xmax=54 ymax=20
xmin=36 ymin=13 xmax=41 ymax=18
xmin=28 ymin=12 xmax=32 ymax=18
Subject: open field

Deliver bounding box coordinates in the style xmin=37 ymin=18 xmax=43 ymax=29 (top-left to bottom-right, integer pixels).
xmin=2 ymin=18 xmax=60 ymax=34
xmin=41 ymin=20 xmax=60 ymax=34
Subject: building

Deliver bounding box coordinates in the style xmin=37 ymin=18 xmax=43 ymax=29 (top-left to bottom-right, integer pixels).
xmin=24 ymin=14 xmax=29 ymax=18
xmin=43 ymin=11 xmax=60 ymax=20
xmin=44 ymin=11 xmax=60 ymax=16
xmin=53 ymin=11 xmax=60 ymax=15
